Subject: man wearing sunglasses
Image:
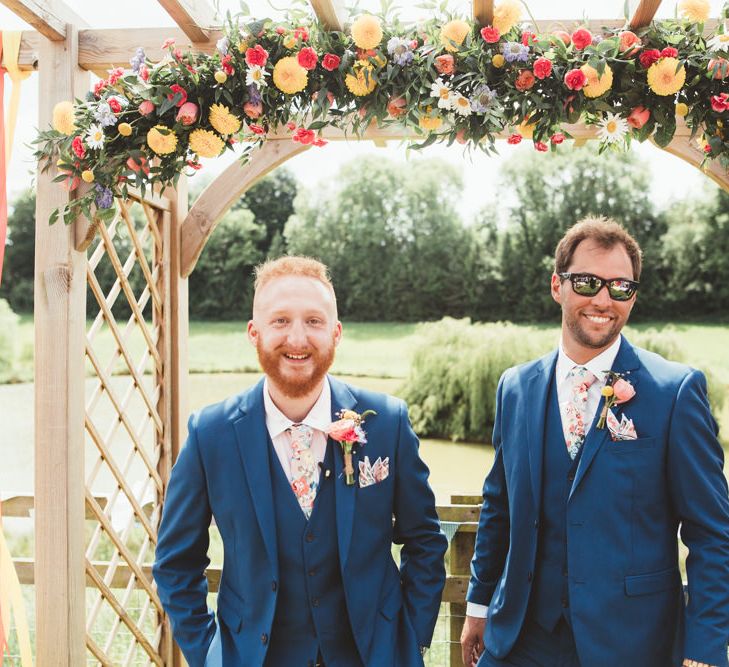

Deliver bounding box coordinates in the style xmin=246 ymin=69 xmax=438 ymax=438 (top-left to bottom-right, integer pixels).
xmin=461 ymin=217 xmax=729 ymax=667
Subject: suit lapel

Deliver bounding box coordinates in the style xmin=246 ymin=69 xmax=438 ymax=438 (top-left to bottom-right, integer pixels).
xmin=526 ymin=351 xmax=558 ymax=512
xmin=232 ymin=379 xmax=278 ymax=574
xmin=328 ymin=376 xmax=358 ymax=571
xmin=569 ymin=336 xmax=641 ymax=500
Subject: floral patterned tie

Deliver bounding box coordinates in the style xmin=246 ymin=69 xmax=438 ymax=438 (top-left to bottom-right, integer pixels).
xmin=288 ymin=423 xmax=317 ymax=519
xmin=561 ymin=366 xmax=597 ymax=459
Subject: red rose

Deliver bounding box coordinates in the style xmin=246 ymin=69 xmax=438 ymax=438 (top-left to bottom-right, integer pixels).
xmin=221 ymin=54 xmax=235 ymax=75
xmin=550 ymin=132 xmax=565 ymax=144
xmin=71 ymin=136 xmax=85 ymax=158
xmin=515 ymin=69 xmax=536 ymax=91
xmin=286 ymin=121 xmax=297 ymax=131
xmin=564 ymin=68 xmax=587 ymax=90
xmin=480 ymin=26 xmax=500 ymax=43
xmin=294 ymin=27 xmax=309 ymax=41
xmin=322 ymin=53 xmax=341 ymax=71
xmin=107 ymin=98 xmax=122 ymax=113
xmin=533 ymin=57 xmax=553 ymax=79
xmin=639 ymin=49 xmax=661 ymax=68
xmin=507 ymin=133 xmax=522 ymax=145
xmin=245 ymin=44 xmax=269 ymax=67
xmin=534 ymin=141 xmax=548 ymax=152
xmin=711 ymin=93 xmax=729 ymax=112
xmin=297 ymin=46 xmax=318 ymax=71
xmin=571 ymin=28 xmax=593 ymax=50
xmin=167 ymin=83 xmax=187 ymax=107
xmin=660 ymin=47 xmax=678 ymax=59
xmin=704 ymin=144 xmax=712 ymax=154
xmin=249 ymin=124 xmax=266 ymax=135
xmin=434 ymin=54 xmax=455 ymax=75
xmin=292 ymin=127 xmax=316 ymax=144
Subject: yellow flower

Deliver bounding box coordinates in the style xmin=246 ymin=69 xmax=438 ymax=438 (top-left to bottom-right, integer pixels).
xmin=493 ymin=0 xmax=523 ymax=34
xmin=601 ymin=386 xmax=614 ymax=397
xmin=677 ymin=0 xmax=710 ymax=22
xmin=419 ymin=113 xmax=443 ymax=131
xmin=208 ymin=103 xmax=241 ymax=135
xmin=581 ymin=63 xmax=613 ymax=98
xmin=345 ymin=62 xmax=377 ymax=96
xmin=118 ymin=122 xmax=132 ymax=137
xmin=214 ymin=70 xmax=228 ymax=84
xmin=283 ymin=34 xmax=297 ymax=49
xmin=517 ymin=118 xmax=535 ymax=139
xmin=147 ymin=125 xmax=178 ymax=155
xmin=492 ymin=54 xmax=506 ymax=68
xmin=351 ymin=14 xmax=383 ymax=50
xmin=273 ymin=56 xmax=308 ymax=94
xmin=647 ymin=57 xmax=686 ymax=96
xmin=189 ymin=128 xmax=225 ymax=158
xmin=81 ymin=170 xmax=94 ymax=183
xmin=52 ymin=101 xmax=76 ymax=135
xmin=440 ymin=19 xmax=470 ymax=52
xmin=675 ymin=102 xmax=689 ymax=116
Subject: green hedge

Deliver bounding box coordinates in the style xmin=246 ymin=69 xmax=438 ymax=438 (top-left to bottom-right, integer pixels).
xmin=401 ymin=318 xmax=726 ymax=443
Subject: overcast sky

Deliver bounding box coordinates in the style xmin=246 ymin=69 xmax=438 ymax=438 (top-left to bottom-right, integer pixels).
xmin=1 ymin=0 xmax=722 ymax=219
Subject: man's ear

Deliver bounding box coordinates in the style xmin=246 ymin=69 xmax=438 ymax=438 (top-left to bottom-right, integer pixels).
xmin=333 ymin=321 xmax=343 ymax=347
xmin=247 ymin=320 xmax=258 ymax=347
xmin=550 ymin=273 xmax=563 ymax=304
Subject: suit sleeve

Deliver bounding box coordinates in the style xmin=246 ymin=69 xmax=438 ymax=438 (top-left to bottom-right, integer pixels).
xmin=392 ymin=399 xmax=449 ymax=648
xmin=467 ymin=374 xmax=511 ymax=606
xmin=667 ymin=369 xmax=729 ymax=666
xmin=153 ymin=413 xmax=216 ymax=667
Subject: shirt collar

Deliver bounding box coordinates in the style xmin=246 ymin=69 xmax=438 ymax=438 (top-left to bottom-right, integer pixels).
xmin=263 ymin=377 xmax=332 ymax=439
xmin=556 ymin=334 xmax=623 ymax=386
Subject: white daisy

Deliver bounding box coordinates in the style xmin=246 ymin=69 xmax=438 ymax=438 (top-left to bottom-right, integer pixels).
xmin=596 ymin=113 xmax=629 ymax=144
xmin=246 ymin=65 xmax=269 ymax=89
xmin=430 ymin=78 xmax=454 ymax=110
xmin=707 ymin=33 xmax=729 ymax=54
xmin=86 ymin=123 xmax=105 ymax=149
xmin=451 ymin=92 xmax=472 ymax=117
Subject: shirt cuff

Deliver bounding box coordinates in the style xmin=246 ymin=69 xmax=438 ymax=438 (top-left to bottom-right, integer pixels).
xmin=466 ymin=602 xmax=489 ymax=618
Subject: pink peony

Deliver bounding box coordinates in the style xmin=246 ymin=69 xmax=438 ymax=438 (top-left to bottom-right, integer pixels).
xmin=612 ymin=379 xmax=636 ymax=404
xmin=176 ymin=101 xmax=199 ymax=125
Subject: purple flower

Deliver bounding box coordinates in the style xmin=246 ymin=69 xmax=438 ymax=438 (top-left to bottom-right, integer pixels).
xmin=93 ymin=102 xmax=117 ymax=128
xmin=95 ymin=184 xmax=114 ymax=209
xmin=247 ymin=84 xmax=262 ymax=106
xmin=129 ymin=47 xmax=145 ymax=73
xmin=470 ymin=83 xmax=497 ymax=112
xmin=387 ymin=36 xmax=414 ymax=66
xmin=216 ymin=36 xmax=229 ymax=56
xmin=501 ymin=41 xmax=529 ymax=63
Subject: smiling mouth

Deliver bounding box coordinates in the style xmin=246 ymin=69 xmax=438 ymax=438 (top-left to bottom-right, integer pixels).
xmin=283 ymin=353 xmax=311 ymax=360
xmin=583 ymin=314 xmax=612 ymax=324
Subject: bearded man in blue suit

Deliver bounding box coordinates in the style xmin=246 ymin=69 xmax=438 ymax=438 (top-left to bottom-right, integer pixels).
xmin=461 ymin=217 xmax=729 ymax=667
xmin=153 ymin=256 xmax=447 ymax=667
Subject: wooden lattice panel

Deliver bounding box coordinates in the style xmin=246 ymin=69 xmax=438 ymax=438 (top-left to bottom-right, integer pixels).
xmin=82 ymin=195 xmax=171 ymax=666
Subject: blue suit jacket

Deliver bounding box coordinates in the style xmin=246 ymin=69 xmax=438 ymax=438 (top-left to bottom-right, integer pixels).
xmin=153 ymin=376 xmax=447 ymax=666
xmin=467 ymin=337 xmax=729 ymax=666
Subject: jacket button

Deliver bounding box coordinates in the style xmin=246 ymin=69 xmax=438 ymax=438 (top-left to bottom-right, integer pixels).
xmin=308 ymin=569 xmax=316 ymax=577
xmin=261 ymin=633 xmax=268 ymax=644
xmin=567 ymin=472 xmax=575 ymax=481
xmin=271 ymin=581 xmax=277 ymax=592
xmin=306 ymin=533 xmax=314 ymax=542
xmin=561 ymin=597 xmax=569 ymax=608
xmin=527 ymin=571 xmax=532 ymax=582
xmin=312 ymin=597 xmax=320 ymax=607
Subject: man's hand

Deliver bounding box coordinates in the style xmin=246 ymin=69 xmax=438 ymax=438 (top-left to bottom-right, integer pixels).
xmin=460 ymin=615 xmax=486 ymax=667
xmin=682 ymin=661 xmax=715 ymax=667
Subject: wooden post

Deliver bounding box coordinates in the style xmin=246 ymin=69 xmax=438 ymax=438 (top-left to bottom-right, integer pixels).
xmin=34 ymin=24 xmax=89 ymax=666
xmin=449 ymin=494 xmax=478 ymax=666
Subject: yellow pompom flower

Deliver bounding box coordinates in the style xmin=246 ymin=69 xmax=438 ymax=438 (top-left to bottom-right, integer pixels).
xmin=581 ymin=63 xmax=613 ymax=98
xmin=189 ymin=128 xmax=225 ymax=158
xmin=492 ymin=54 xmax=506 ymax=68
xmin=493 ymin=0 xmax=523 ymax=34
xmin=81 ymin=170 xmax=95 ymax=183
xmin=345 ymin=62 xmax=377 ymax=96
xmin=118 ymin=122 xmax=132 ymax=137
xmin=440 ymin=19 xmax=470 ymax=52
xmin=147 ymin=125 xmax=178 ymax=155
xmin=675 ymin=102 xmax=689 ymax=117
xmin=647 ymin=57 xmax=686 ymax=96
xmin=351 ymin=14 xmax=383 ymax=50
xmin=208 ymin=103 xmax=241 ymax=135
xmin=601 ymin=386 xmax=614 ymax=398
xmin=273 ymin=56 xmax=308 ymax=94
xmin=214 ymin=70 xmax=228 ymax=84
xmin=52 ymin=101 xmax=76 ymax=135
xmin=677 ymin=0 xmax=710 ymax=23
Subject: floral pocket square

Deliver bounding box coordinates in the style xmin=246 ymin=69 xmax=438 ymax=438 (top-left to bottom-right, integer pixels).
xmin=358 ymin=455 xmax=389 ymax=488
xmin=606 ymin=409 xmax=638 ymax=441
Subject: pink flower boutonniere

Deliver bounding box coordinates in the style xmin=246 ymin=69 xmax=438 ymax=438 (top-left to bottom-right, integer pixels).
xmin=327 ymin=409 xmax=376 ymax=485
xmin=597 ymin=372 xmax=636 ymax=429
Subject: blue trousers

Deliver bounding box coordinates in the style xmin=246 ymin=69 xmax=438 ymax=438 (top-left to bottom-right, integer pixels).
xmin=478 ymin=618 xmax=581 ymax=667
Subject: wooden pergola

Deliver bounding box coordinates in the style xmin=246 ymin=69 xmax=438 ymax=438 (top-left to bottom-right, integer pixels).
xmin=2 ymin=0 xmax=728 ymax=664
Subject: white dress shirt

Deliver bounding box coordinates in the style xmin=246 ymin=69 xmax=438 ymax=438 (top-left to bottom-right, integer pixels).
xmin=263 ymin=378 xmax=332 ymax=487
xmin=466 ymin=336 xmax=623 ymax=619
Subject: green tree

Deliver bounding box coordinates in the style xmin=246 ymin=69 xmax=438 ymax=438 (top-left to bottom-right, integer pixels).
xmin=2 ymin=190 xmax=36 ymax=312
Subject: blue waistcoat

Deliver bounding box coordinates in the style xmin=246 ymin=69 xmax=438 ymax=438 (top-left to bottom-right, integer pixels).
xmin=529 ymin=380 xmax=582 ymax=633
xmin=264 ymin=439 xmax=362 ymax=667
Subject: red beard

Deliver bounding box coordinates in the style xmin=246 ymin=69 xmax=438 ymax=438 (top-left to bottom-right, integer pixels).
xmin=256 ymin=339 xmax=336 ymax=399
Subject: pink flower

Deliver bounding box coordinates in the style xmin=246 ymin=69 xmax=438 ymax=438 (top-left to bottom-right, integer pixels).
xmin=72 ymin=136 xmax=85 ymax=158
xmin=480 ymin=26 xmax=500 ymax=43
xmin=550 ymin=132 xmax=565 ymax=144
xmin=312 ymin=137 xmax=328 ymax=147
xmin=571 ymin=28 xmax=593 ymax=50
xmin=533 ymin=57 xmax=553 ymax=79
xmin=711 ymin=93 xmax=729 ymax=112
xmin=328 ymin=418 xmax=359 ymax=442
xmin=173 ymin=49 xmax=184 ymax=61
xmin=286 ymin=121 xmax=296 ymax=131
xmin=107 ymin=98 xmax=122 ymax=113
xmin=167 ymin=83 xmax=187 ymax=107
xmin=108 ymin=67 xmax=125 ymax=85
xmin=322 ymin=53 xmax=341 ymax=71
xmin=245 ymin=44 xmax=269 ymax=67
xmin=176 ymin=101 xmax=199 ymax=125
xmin=139 ymin=64 xmax=149 ymax=82
xmin=534 ymin=141 xmax=548 ymax=152
xmin=564 ymin=68 xmax=587 ymax=90
xmin=249 ymin=124 xmax=266 ymax=135
xmin=627 ymin=106 xmax=650 ymax=129
xmin=126 ymin=156 xmax=150 ymax=175
xmin=455 ymin=128 xmax=468 ymax=144
xmin=93 ymin=79 xmax=107 ymax=96
xmin=292 ymin=477 xmax=310 ymax=496
xmin=618 ymin=30 xmax=641 ymax=55
xmin=639 ymin=49 xmax=661 ymax=68
xmin=507 ymin=133 xmax=522 ymax=145
xmin=161 ymin=37 xmax=175 ymax=49
xmin=515 ymin=69 xmax=536 ymax=91
xmin=612 ymin=379 xmax=635 ymax=404
xmin=221 ymin=54 xmax=235 ymax=75
xmin=138 ymin=100 xmax=155 ymax=116
xmin=661 ymin=47 xmax=678 ymax=59
xmin=298 ymin=46 xmax=319 ymax=71
xmin=386 ymin=96 xmax=407 ymax=118
xmin=244 ymin=100 xmax=263 ymax=118
xmin=292 ymin=127 xmax=316 ymax=145
xmin=434 ymin=54 xmax=455 ymax=75
xmin=294 ymin=27 xmax=309 ymax=41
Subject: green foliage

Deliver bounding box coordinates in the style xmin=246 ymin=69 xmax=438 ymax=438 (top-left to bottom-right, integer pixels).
xmin=2 ymin=190 xmax=36 ymax=312
xmin=0 ymin=299 xmax=20 ymax=382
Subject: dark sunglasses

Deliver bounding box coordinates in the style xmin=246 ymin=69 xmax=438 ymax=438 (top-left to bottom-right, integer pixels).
xmin=559 ymin=272 xmax=639 ymax=301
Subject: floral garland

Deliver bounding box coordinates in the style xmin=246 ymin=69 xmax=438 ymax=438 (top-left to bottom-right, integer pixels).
xmin=34 ymin=0 xmax=729 ymax=225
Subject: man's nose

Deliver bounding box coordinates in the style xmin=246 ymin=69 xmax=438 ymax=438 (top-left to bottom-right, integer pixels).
xmin=286 ymin=320 xmax=307 ymax=346
xmin=591 ymin=284 xmax=613 ymax=307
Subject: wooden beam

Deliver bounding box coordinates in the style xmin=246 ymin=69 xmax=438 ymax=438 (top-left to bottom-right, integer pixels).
xmin=630 ymin=0 xmax=663 ymax=30
xmin=0 ymin=0 xmax=84 ymax=42
xmin=180 ymin=140 xmax=308 ymax=277
xmin=156 ymin=0 xmax=217 ymax=43
xmin=473 ymin=0 xmax=495 ymax=27
xmin=309 ymin=0 xmax=346 ymax=32
xmin=658 ymin=133 xmax=729 ymax=194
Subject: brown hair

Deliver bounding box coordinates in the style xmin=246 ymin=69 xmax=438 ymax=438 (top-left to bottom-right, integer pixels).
xmin=555 ymin=216 xmax=643 ymax=280
xmin=254 ymin=255 xmax=336 ymax=301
